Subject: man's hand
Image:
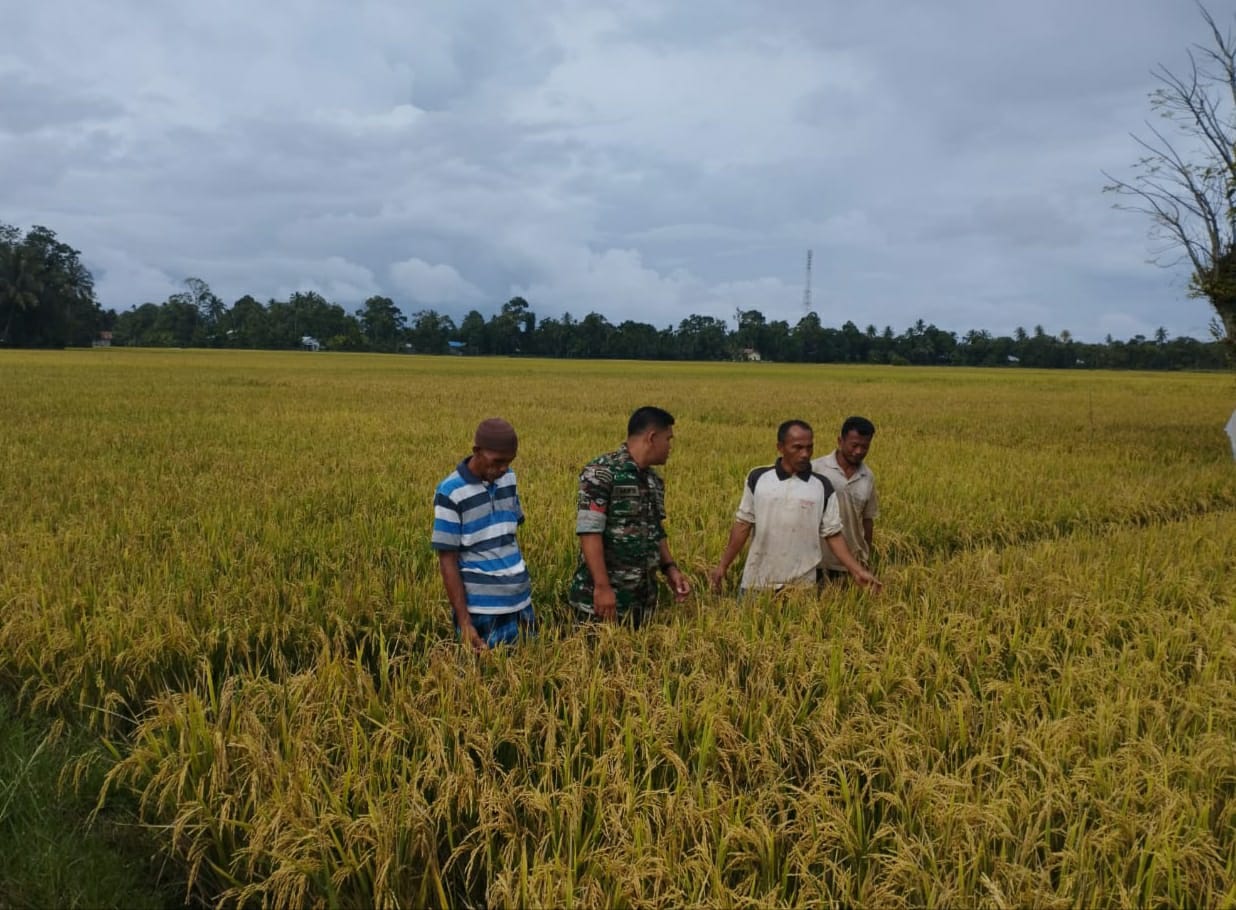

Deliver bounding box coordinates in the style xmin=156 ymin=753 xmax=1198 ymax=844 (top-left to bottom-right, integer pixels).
xmin=667 ymin=565 xmax=691 ymax=601
xmin=824 ymin=535 xmax=881 ymax=594
xmin=851 ymin=566 xmax=883 ymax=593
xmin=711 ymin=522 xmax=750 ymax=597
xmin=439 ymin=551 xmax=489 ymax=652
xmin=593 ymin=582 xmax=618 ymax=621
xmin=460 ymin=622 xmax=489 ymax=653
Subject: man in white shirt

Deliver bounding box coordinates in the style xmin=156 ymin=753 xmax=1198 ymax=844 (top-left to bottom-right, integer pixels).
xmin=812 ymin=416 xmax=879 ymax=582
xmin=708 ymin=420 xmax=880 ymax=594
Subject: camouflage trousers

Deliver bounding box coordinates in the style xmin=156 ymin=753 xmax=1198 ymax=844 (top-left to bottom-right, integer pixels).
xmin=569 ymin=563 xmax=660 ymax=628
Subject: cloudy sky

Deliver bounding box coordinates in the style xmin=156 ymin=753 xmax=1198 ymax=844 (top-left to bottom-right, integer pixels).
xmin=2 ymin=0 xmax=1228 ymax=341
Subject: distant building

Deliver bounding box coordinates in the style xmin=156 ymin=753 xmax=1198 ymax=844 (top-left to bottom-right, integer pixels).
xmin=741 ymin=347 xmax=762 ymax=362
xmin=92 ymin=331 xmax=113 ymax=348
xmin=447 ymin=340 xmax=466 ymax=355
xmin=301 ymin=335 xmax=321 ymax=351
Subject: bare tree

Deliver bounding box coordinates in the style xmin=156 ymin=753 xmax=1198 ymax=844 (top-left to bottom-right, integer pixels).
xmin=1104 ymin=3 xmax=1236 ymax=355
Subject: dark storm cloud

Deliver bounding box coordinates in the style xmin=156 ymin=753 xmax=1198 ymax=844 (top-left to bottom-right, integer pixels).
xmin=0 ymin=0 xmax=1223 ymax=340
xmin=0 ymin=71 xmax=124 ymax=134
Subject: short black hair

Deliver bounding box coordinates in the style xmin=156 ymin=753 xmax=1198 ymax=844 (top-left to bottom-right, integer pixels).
xmin=777 ymin=419 xmax=812 ymax=444
xmin=628 ymin=406 xmax=675 ymax=437
xmin=840 ymin=416 xmax=876 ymax=438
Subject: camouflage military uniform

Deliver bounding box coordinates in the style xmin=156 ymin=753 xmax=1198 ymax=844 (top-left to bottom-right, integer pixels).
xmin=569 ymin=442 xmax=668 ymax=626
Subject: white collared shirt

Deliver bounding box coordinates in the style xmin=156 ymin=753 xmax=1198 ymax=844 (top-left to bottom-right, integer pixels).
xmin=735 ymin=461 xmax=842 ymax=590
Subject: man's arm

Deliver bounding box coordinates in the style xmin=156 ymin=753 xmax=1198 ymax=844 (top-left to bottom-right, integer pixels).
xmin=709 ymin=520 xmax=753 ymax=593
xmin=657 ymin=537 xmax=691 ymax=600
xmin=823 ymin=533 xmax=881 ymax=591
xmin=437 ymin=551 xmax=487 ymax=652
xmin=647 ymin=472 xmax=688 ymax=601
xmin=575 ymin=459 xmax=619 ymax=620
xmin=863 ymin=480 xmax=879 ymax=556
xmin=432 ymin=486 xmax=486 ymax=652
xmin=579 ymin=533 xmax=617 ymax=620
xmin=709 ymin=476 xmax=758 ymax=594
xmin=819 ymin=490 xmax=880 ymax=590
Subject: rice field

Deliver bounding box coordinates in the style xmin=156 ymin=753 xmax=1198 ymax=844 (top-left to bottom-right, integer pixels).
xmin=2 ymin=348 xmax=1235 ymax=908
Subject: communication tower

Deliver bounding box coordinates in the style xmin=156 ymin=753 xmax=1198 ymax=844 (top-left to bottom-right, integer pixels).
xmin=802 ymin=249 xmax=813 ymax=315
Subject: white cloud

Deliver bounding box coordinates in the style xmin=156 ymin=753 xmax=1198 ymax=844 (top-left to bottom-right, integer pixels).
xmin=389 ymin=258 xmax=484 ymax=306
xmin=273 ymin=256 xmax=383 ymax=306
xmin=89 ymin=248 xmax=181 ymax=309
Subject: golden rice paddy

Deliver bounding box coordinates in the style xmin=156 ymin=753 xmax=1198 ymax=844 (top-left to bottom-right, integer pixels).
xmin=2 ymin=349 xmax=1234 ymax=907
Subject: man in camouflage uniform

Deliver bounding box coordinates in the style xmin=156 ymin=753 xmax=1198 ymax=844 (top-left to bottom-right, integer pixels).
xmin=570 ymin=406 xmax=691 ymax=627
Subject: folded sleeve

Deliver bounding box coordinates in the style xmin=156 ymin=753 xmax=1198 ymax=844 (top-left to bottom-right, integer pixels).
xmin=575 ymin=463 xmax=611 ymax=534
xmin=818 ymin=491 xmax=843 ymax=538
xmin=652 ymin=474 xmax=668 ymax=541
xmin=512 ymin=475 xmax=526 ymax=526
xmin=431 ymin=490 xmax=462 ymax=551
xmin=735 ymin=481 xmax=756 ymax=525
xmin=864 ymin=479 xmax=880 ymax=520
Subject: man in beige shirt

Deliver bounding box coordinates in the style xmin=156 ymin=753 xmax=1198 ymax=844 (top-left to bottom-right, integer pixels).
xmin=812 ymin=416 xmax=879 ymax=581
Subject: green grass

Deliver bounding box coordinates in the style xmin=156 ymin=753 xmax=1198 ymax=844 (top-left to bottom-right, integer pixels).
xmin=0 ymin=699 xmax=182 ymax=909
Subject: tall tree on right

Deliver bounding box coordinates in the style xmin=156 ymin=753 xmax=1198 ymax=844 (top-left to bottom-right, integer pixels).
xmin=1105 ymin=4 xmax=1236 ymax=360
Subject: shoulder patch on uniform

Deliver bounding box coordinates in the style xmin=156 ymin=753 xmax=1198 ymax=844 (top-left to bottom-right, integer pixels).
xmin=583 ymin=462 xmax=613 ymax=483
xmin=746 ymin=465 xmax=774 ymax=493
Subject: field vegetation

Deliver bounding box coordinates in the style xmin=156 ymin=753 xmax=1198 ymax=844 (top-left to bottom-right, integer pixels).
xmin=2 ymin=349 xmax=1234 ymax=907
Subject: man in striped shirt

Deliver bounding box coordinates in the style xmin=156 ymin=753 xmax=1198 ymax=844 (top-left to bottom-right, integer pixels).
xmin=432 ymin=418 xmax=534 ymax=652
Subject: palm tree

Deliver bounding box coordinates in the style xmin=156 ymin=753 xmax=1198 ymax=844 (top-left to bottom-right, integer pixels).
xmin=0 ymin=228 xmax=43 ymax=345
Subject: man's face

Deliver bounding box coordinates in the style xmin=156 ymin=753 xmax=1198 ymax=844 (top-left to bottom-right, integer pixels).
xmin=471 ymin=446 xmax=517 ymax=482
xmin=837 ymin=430 xmax=872 ymax=468
xmin=778 ymin=425 xmax=814 ymax=473
xmin=647 ymin=427 xmax=674 ymax=466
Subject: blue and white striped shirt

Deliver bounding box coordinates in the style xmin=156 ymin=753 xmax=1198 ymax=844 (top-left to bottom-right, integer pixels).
xmin=431 ymin=458 xmax=532 ymax=616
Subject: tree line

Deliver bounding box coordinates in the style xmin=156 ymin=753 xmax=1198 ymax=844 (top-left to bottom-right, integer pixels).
xmin=0 ymin=221 xmax=1229 ymax=370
